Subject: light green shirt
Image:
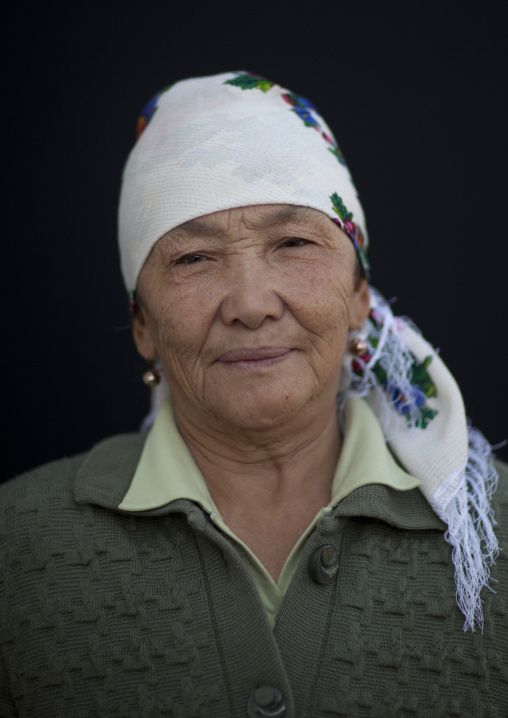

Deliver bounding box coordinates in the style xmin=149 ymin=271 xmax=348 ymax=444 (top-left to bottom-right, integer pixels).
xmin=119 ymin=398 xmax=420 ymax=629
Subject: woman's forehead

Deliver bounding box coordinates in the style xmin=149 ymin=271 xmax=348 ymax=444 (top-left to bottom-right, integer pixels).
xmin=163 ymin=204 xmax=338 ymax=239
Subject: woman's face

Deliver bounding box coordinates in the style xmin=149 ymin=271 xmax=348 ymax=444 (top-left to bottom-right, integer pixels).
xmin=134 ymin=204 xmax=370 ymax=432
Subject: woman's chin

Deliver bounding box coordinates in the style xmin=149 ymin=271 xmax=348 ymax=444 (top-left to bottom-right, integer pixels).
xmin=170 ymin=363 xmax=341 ymax=436
xmin=203 ymin=386 xmax=321 ymax=434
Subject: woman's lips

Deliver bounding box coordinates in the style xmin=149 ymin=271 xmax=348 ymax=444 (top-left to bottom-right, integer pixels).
xmin=218 ymin=347 xmax=292 ymax=367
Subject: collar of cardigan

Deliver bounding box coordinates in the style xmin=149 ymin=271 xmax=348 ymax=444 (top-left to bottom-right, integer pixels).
xmin=74 ymin=433 xmax=445 ymax=532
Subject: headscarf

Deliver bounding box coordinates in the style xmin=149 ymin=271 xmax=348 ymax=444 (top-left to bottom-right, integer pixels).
xmin=118 ymin=71 xmax=498 ymax=632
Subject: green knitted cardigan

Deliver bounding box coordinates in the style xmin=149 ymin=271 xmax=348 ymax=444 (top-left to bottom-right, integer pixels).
xmin=1 ymin=434 xmax=507 ymax=718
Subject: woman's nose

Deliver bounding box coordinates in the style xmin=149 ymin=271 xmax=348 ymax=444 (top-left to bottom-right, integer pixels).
xmin=219 ymin=262 xmax=284 ymax=329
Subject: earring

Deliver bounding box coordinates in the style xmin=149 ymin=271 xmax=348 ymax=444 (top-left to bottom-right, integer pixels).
xmin=349 ymin=337 xmax=368 ymax=355
xmin=142 ymin=367 xmax=161 ymax=387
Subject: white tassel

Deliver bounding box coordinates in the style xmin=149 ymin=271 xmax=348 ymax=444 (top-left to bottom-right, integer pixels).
xmin=340 ymin=288 xmax=500 ymax=631
xmin=433 ymin=426 xmax=499 ymax=632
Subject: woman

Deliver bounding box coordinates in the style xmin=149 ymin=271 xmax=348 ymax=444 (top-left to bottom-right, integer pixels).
xmin=1 ymin=71 xmax=507 ymax=717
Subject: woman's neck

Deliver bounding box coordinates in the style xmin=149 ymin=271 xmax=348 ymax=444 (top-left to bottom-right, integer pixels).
xmin=172 ymin=397 xmax=342 ymax=580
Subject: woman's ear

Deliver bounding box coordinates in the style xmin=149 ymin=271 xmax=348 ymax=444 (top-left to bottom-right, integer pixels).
xmin=349 ymin=277 xmax=370 ymax=331
xmin=132 ymin=300 xmax=158 ymax=361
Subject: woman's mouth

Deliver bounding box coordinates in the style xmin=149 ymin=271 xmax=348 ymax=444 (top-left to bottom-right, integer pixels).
xmin=218 ymin=347 xmax=292 ymax=368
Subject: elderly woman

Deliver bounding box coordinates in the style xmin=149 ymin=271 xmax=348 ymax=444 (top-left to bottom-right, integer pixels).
xmin=1 ymin=72 xmax=507 ymax=718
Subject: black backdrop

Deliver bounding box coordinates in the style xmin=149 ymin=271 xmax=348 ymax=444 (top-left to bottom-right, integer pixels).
xmin=4 ymin=0 xmax=508 ymax=482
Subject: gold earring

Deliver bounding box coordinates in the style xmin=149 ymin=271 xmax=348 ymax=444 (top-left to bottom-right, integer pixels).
xmin=349 ymin=337 xmax=368 ymax=355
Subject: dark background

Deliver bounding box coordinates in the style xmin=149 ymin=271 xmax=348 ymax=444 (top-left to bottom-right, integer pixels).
xmin=4 ymin=0 xmax=508 ymax=481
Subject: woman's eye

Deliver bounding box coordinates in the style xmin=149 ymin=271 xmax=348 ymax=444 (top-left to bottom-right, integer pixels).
xmin=176 ymin=254 xmax=207 ymax=265
xmin=280 ymin=238 xmax=310 ymax=248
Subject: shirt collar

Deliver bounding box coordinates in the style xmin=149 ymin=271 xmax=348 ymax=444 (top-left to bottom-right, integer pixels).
xmin=118 ymin=396 xmax=421 ymax=514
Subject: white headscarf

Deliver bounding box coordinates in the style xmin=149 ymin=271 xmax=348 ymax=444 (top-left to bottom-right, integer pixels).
xmin=118 ymin=71 xmax=498 ymax=632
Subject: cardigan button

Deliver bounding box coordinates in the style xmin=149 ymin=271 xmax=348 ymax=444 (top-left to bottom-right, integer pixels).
xmin=309 ymin=544 xmax=339 ymax=584
xmin=247 ymin=686 xmax=286 ymax=717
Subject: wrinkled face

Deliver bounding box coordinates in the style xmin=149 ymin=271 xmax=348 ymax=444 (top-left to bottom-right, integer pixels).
xmin=134 ymin=205 xmax=370 ymax=432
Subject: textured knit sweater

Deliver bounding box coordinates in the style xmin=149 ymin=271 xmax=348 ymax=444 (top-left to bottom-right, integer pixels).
xmin=1 ymin=434 xmax=507 ymax=718
xmin=118 ymin=397 xmax=421 ymax=630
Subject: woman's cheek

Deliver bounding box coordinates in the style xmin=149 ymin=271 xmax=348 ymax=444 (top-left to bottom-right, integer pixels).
xmin=155 ymin=296 xmax=216 ymax=371
xmin=290 ymin=276 xmax=353 ymax=333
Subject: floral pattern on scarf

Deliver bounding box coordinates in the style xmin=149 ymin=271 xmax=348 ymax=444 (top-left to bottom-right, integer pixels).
xmin=224 ymin=73 xmax=275 ymax=93
xmin=351 ymin=309 xmax=439 ymax=429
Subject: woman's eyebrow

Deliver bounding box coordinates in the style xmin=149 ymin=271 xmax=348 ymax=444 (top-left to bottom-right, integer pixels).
xmin=173 ymin=206 xmax=318 ymax=237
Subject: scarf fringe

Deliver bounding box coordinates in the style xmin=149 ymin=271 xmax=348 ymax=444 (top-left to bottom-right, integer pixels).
xmin=339 ymin=288 xmax=500 ymax=632
xmin=433 ymin=426 xmax=499 ymax=632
